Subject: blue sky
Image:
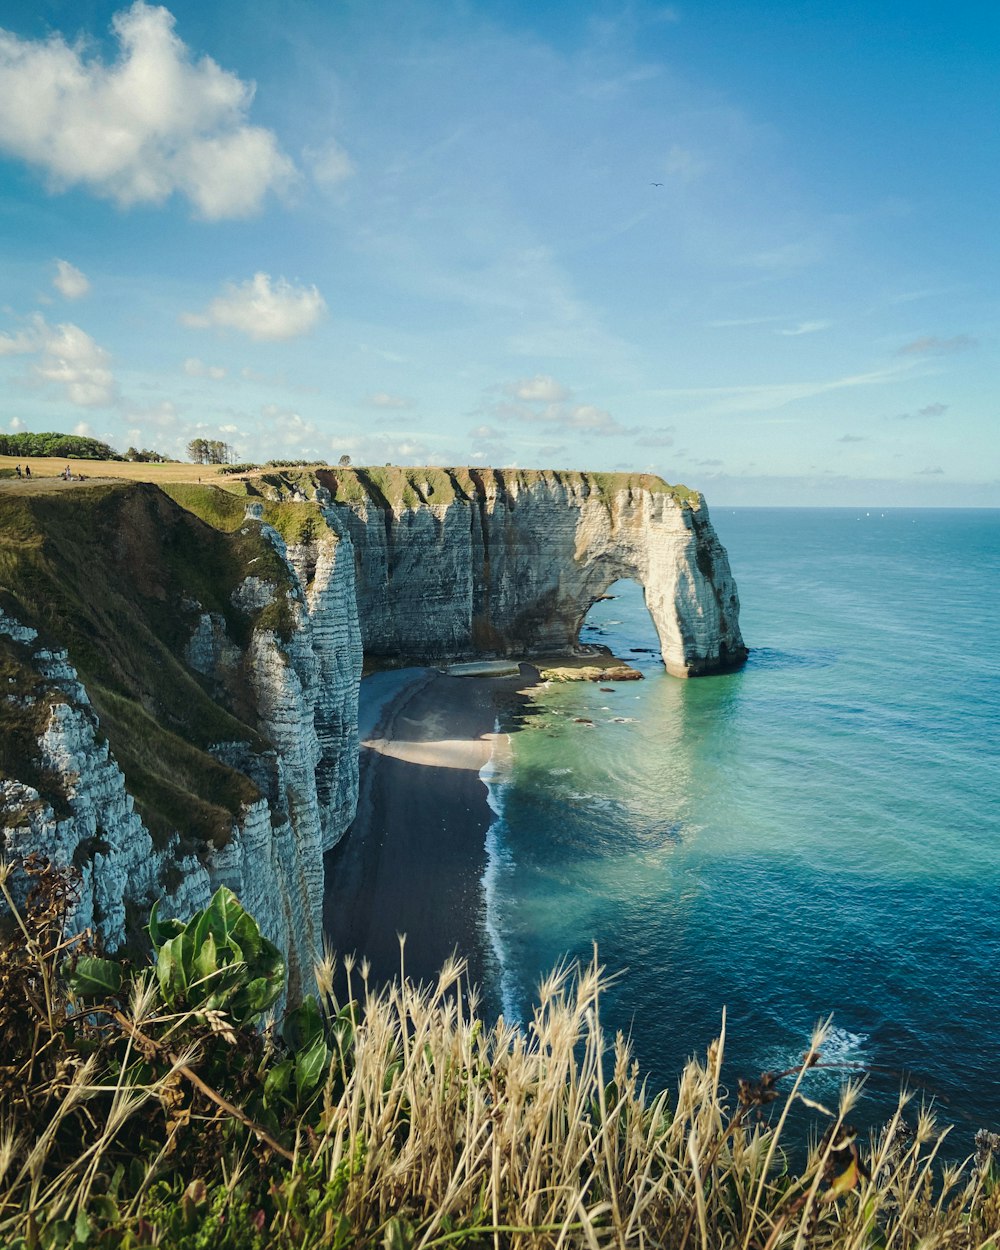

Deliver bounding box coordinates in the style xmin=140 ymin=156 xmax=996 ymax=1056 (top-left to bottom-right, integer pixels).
xmin=0 ymin=0 xmax=996 ymax=504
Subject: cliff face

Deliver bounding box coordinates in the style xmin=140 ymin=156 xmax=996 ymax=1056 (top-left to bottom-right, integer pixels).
xmin=0 ymin=484 xmax=362 ymax=999
xmin=0 ymin=467 xmax=742 ymax=995
xmin=297 ymin=468 xmax=746 ymax=677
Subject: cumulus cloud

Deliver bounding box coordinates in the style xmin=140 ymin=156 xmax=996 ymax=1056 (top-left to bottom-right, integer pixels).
xmin=0 ymin=2 xmax=294 ymax=218
xmin=72 ymin=421 xmax=93 ymax=436
xmin=363 ymin=391 xmax=413 ymax=410
xmin=503 ymin=400 xmax=627 ymax=436
xmin=183 ymin=356 xmax=226 ymax=379
xmin=896 ymin=335 xmax=976 ymax=356
xmin=34 ymin=320 xmax=116 ymax=406
xmin=0 ymin=313 xmax=116 ymax=405
xmin=0 ymin=324 xmax=37 ymax=356
xmin=182 ymin=273 xmax=326 ymax=341
xmin=503 ymin=374 xmax=571 ymax=403
xmin=338 ymin=432 xmax=433 ymax=465
xmin=53 ymin=259 xmax=90 ymax=299
xmin=487 ymin=375 xmax=631 ymax=438
xmin=470 ymin=424 xmax=502 ymax=439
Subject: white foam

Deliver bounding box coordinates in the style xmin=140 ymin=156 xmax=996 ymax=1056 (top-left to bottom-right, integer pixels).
xmin=756 ymin=1024 xmax=871 ymax=1094
xmin=480 ymin=720 xmax=521 ymax=1022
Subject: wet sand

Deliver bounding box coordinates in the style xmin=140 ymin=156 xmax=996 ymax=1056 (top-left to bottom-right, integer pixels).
xmin=322 ymin=665 xmax=534 ymax=994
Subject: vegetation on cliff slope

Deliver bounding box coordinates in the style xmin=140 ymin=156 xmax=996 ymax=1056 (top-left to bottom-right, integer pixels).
xmin=0 ymin=866 xmax=996 ymax=1250
xmin=233 ymin=464 xmax=701 ymax=513
xmin=0 ymin=482 xmax=296 ymax=848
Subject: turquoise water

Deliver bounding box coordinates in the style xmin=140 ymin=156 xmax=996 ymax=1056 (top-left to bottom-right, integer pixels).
xmin=482 ymin=508 xmax=1000 ymax=1145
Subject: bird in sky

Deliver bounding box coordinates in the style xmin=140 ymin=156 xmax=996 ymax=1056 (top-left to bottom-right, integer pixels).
xmin=651 ymin=181 xmax=664 ymax=186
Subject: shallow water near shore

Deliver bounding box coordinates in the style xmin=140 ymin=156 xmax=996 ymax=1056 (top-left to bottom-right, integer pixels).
xmin=482 ymin=507 xmax=1000 ymax=1147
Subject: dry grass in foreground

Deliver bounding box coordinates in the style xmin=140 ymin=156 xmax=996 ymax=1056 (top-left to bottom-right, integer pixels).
xmin=0 ymin=861 xmax=997 ymax=1249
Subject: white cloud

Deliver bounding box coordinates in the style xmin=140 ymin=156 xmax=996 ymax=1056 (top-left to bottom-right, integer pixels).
xmin=183 ymin=356 xmax=226 ymax=379
xmin=504 ymin=374 xmax=571 ymax=402
xmin=351 ymin=435 xmax=432 ymax=463
xmin=470 ymin=424 xmax=501 ymax=439
xmin=0 ymin=324 xmax=36 ymax=356
xmin=34 ymin=319 xmax=116 ymax=406
xmin=53 ymin=259 xmax=90 ymax=299
xmin=0 ymin=313 xmax=117 ymax=405
xmin=183 ymin=272 xmax=326 ymax=341
xmin=364 ymin=390 xmax=413 ymax=409
xmin=0 ymin=2 xmax=294 ymax=219
xmin=305 ymin=139 xmax=354 ymax=187
xmin=487 ymin=375 xmax=631 ymax=438
xmin=72 ymin=421 xmax=93 ymax=436
xmin=8 ymin=416 xmax=25 ymax=430
xmin=490 ymin=398 xmax=629 ymax=438
xmin=125 ymin=399 xmax=179 ymax=428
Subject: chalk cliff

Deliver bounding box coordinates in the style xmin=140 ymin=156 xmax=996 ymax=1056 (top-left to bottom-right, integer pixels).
xmin=0 ymin=483 xmax=361 ymax=1000
xmin=0 ymin=467 xmax=743 ymax=994
xmin=264 ymin=467 xmax=746 ymax=677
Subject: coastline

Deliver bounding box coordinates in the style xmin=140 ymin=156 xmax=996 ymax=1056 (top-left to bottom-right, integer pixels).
xmin=322 ymin=664 xmax=535 ymax=996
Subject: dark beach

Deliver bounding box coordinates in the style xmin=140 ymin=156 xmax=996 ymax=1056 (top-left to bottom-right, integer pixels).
xmin=322 ymin=665 xmax=533 ymax=994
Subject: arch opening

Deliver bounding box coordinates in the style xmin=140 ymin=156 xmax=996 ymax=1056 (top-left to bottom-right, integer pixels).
xmin=577 ymin=577 xmax=663 ymax=672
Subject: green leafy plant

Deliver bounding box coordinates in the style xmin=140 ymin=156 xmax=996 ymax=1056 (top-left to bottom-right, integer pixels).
xmin=148 ymin=886 xmax=285 ymax=1025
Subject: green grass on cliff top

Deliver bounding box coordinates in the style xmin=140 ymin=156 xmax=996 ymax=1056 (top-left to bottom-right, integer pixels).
xmin=0 ymin=482 xmax=292 ymax=850
xmin=207 ymin=465 xmax=700 ymax=512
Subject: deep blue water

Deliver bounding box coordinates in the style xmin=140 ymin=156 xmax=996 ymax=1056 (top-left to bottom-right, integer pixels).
xmin=482 ymin=508 xmax=1000 ymax=1148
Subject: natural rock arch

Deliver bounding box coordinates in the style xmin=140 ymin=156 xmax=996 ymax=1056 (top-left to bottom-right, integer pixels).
xmin=322 ymin=469 xmax=747 ymax=677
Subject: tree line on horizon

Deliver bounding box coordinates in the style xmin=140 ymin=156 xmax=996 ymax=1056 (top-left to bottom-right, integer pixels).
xmin=0 ymin=431 xmax=121 ymax=460
xmin=0 ymin=431 xmax=176 ymax=463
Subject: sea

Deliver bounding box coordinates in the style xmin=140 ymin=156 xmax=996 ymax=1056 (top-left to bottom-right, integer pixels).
xmin=479 ymin=507 xmax=1000 ymax=1150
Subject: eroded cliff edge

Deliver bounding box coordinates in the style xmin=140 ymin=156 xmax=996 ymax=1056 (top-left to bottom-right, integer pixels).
xmin=0 ymin=467 xmax=744 ymax=990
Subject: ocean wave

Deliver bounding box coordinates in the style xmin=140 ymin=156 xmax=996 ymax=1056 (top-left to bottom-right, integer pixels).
xmin=480 ymin=721 xmax=521 ymax=1022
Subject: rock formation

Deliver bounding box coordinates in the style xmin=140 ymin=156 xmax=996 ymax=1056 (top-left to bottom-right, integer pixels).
xmin=302 ymin=467 xmax=745 ymax=677
xmin=0 ymin=467 xmax=744 ymax=995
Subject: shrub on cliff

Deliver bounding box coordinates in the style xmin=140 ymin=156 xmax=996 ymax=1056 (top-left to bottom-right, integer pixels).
xmin=0 ymin=860 xmax=997 ymax=1248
